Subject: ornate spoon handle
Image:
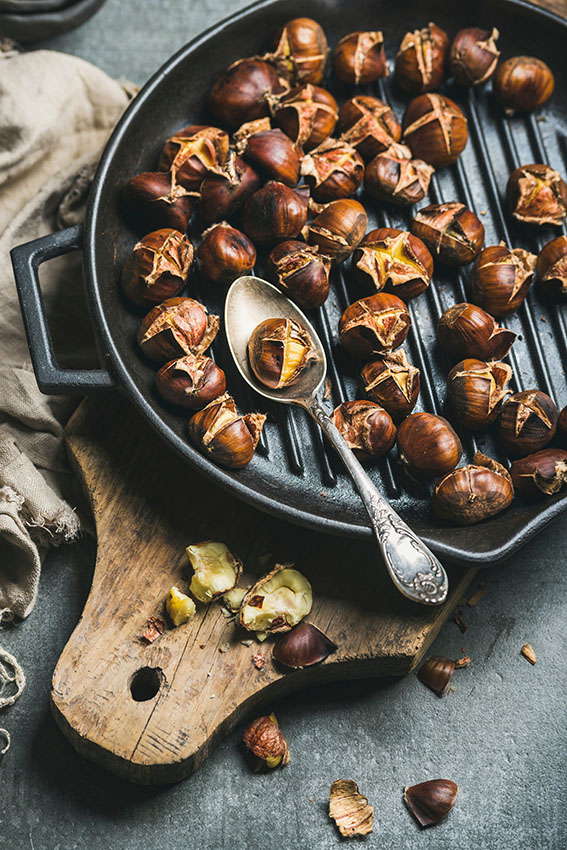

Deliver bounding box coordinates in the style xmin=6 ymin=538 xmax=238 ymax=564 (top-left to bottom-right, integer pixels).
xmin=302 ymin=395 xmax=449 ymax=606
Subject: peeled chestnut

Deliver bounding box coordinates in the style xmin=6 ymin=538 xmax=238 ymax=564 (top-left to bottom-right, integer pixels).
xmin=197 ymin=222 xmax=256 ymax=285
xmin=537 ymin=236 xmax=567 ymax=297
xmin=198 ymin=152 xmax=261 ymax=226
xmin=303 ymin=198 xmax=367 ymax=263
xmin=266 ymin=240 xmax=330 ymax=308
xmin=511 ymin=449 xmax=567 ymax=498
xmin=339 ymin=293 xmax=411 ymax=358
xmin=137 ymin=297 xmax=219 ymax=363
xmin=241 ymin=181 xmax=307 ymax=245
xmin=122 ymin=171 xmax=196 ymax=231
xmin=273 ymin=621 xmax=337 ymax=669
xmin=158 ymin=125 xmax=229 ymax=191
xmin=155 ymin=353 xmax=226 ymax=409
xmin=332 ymin=31 xmax=387 ymax=85
xmin=397 ymin=412 xmax=462 ymax=481
xmin=188 ymin=393 xmax=266 ymax=469
xmin=493 ymin=56 xmax=554 ymax=114
xmin=433 ymin=452 xmax=514 ymax=525
xmin=437 ymin=303 xmax=516 ymax=362
xmin=498 ymin=389 xmax=558 ymax=456
xmin=447 ymin=358 xmax=513 ymax=430
xmin=402 ymin=94 xmax=468 ymax=168
xmin=233 ymin=118 xmax=300 ymax=186
xmin=121 ymin=229 xmax=193 ymax=308
xmin=338 ymin=96 xmax=401 ymax=163
xmin=208 ymin=57 xmax=286 ymax=129
xmin=364 ymin=143 xmax=434 ymax=207
xmin=412 ymin=202 xmax=484 ymax=266
xmin=506 ymin=164 xmax=567 ymax=227
xmin=361 ymin=349 xmax=420 ymax=421
xmin=470 ymin=243 xmax=537 ymax=316
xmin=394 ymin=23 xmax=449 ymax=94
xmin=352 ymin=227 xmax=433 ymax=300
xmin=301 ymin=138 xmax=364 ymax=202
xmin=449 ymin=27 xmax=500 ymax=87
xmin=331 ymin=400 xmax=396 ymax=461
xmin=270 ymin=17 xmax=328 ymax=85
xmin=269 ymin=84 xmax=338 ymax=151
xmin=248 ymin=318 xmax=314 ymax=389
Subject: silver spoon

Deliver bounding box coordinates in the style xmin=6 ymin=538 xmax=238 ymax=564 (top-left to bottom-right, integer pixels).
xmin=224 ymin=275 xmax=449 ymax=606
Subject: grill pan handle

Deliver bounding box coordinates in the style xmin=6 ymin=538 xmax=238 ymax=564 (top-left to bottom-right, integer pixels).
xmin=10 ymin=225 xmax=115 ymax=394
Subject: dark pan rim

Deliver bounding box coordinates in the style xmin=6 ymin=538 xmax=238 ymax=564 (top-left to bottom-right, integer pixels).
xmin=84 ymin=0 xmax=567 ymax=564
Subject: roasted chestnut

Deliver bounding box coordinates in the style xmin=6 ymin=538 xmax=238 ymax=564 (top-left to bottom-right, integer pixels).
xmin=208 ymin=57 xmax=287 ymax=129
xmin=411 ymin=202 xmax=484 ymax=266
xmin=402 ymin=94 xmax=468 ymax=168
xmin=242 ymin=713 xmax=289 ymax=769
xmin=361 ymin=349 xmax=420 ymax=421
xmin=498 ymin=389 xmax=558 ymax=456
xmin=493 ymin=56 xmax=554 ymax=114
xmin=270 ymin=17 xmax=328 ymax=85
xmin=397 ymin=412 xmax=462 ymax=481
xmin=338 ymin=95 xmax=401 ymax=162
xmin=339 ymin=293 xmax=411 ymax=358
xmin=447 ymin=358 xmax=513 ymax=430
xmin=432 ymin=452 xmax=514 ymax=525
xmin=510 ymin=449 xmax=567 ymax=498
xmin=537 ymin=235 xmax=567 ymax=297
xmin=241 ymin=181 xmax=307 ymax=245
xmin=352 ymin=227 xmax=433 ymax=299
xmin=449 ymin=27 xmax=500 ymax=87
xmin=122 ymin=171 xmax=197 ymax=231
xmin=303 ymin=198 xmax=367 ymax=263
xmin=506 ymin=164 xmax=567 ymax=227
xmin=137 ymin=297 xmax=219 ymax=363
xmin=269 ymin=83 xmax=338 ymax=151
xmin=233 ymin=118 xmax=300 ymax=186
xmin=159 ymin=125 xmax=229 ymax=191
xmin=331 ymin=400 xmax=396 ymax=461
xmin=266 ymin=240 xmax=330 ymax=308
xmin=364 ymin=143 xmax=434 ymax=207
xmin=155 ymin=353 xmax=226 ymax=409
xmin=188 ymin=393 xmax=266 ymax=469
xmin=300 ymin=138 xmax=364 ymax=202
xmin=394 ymin=23 xmax=449 ymax=94
xmin=332 ymin=31 xmax=387 ymax=85
xmin=437 ymin=302 xmax=516 ymax=362
xmin=197 ymin=222 xmax=256 ymax=284
xmin=470 ymin=243 xmax=537 ymax=316
xmin=273 ymin=621 xmax=337 ymax=669
xmin=404 ymin=779 xmax=459 ymax=828
xmin=120 ymin=229 xmax=193 ymax=308
xmin=248 ymin=317 xmax=314 ymax=389
xmin=198 ymin=152 xmax=261 ymax=225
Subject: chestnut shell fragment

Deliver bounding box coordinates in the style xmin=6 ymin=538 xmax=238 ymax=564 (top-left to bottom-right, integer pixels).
xmin=404 ymin=779 xmax=458 ymax=828
xmin=273 ymin=622 xmax=337 ymax=669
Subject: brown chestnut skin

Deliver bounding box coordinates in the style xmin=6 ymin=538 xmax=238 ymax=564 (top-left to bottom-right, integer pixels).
xmin=120 ymin=229 xmax=193 ymax=308
xmin=338 ymin=95 xmax=401 ymax=162
xmin=122 ymin=171 xmax=197 ymax=232
xmin=394 ymin=23 xmax=449 ymax=94
xmin=300 ymin=138 xmax=364 ymax=202
xmin=272 ymin=621 xmax=337 ymax=669
xmin=188 ymin=393 xmax=266 ymax=469
xmin=271 ymin=17 xmax=328 ymax=85
xmin=433 ymin=452 xmax=514 ymax=525
xmin=449 ymin=27 xmax=500 ymax=87
xmin=158 ymin=125 xmax=229 ymax=191
xmin=332 ymin=31 xmax=388 ymax=85
xmin=266 ymin=240 xmax=330 ymax=308
xmin=248 ymin=318 xmax=314 ymax=389
xmin=339 ymin=293 xmax=411 ymax=358
xmin=331 ymin=400 xmax=396 ymax=462
xmin=397 ymin=412 xmax=462 ymax=481
xmin=470 ymin=243 xmax=536 ymax=316
xmin=412 ymin=202 xmax=484 ymax=266
xmin=137 ymin=297 xmax=219 ymax=363
xmin=365 ymin=143 xmax=434 ymax=207
xmin=437 ymin=302 xmax=516 ymax=362
xmin=537 ymin=236 xmax=567 ymax=297
xmin=198 ymin=152 xmax=261 ymax=226
xmin=361 ymin=349 xmax=420 ymax=422
xmin=155 ymin=353 xmax=226 ymax=409
xmin=241 ymin=181 xmax=308 ymax=245
xmin=402 ymin=94 xmax=468 ymax=168
xmin=498 ymin=389 xmax=558 ymax=456
xmin=506 ymin=164 xmax=567 ymax=227
xmin=270 ymin=84 xmax=338 ymax=152
xmin=510 ymin=449 xmax=567 ymax=498
xmin=493 ymin=56 xmax=554 ymax=114
xmin=352 ymin=227 xmax=433 ymax=300
xmin=304 ymin=198 xmax=367 ymax=263
xmin=417 ymin=655 xmax=457 ymax=697
xmin=233 ymin=118 xmax=300 ymax=187
xmin=404 ymin=779 xmax=459 ymax=828
xmin=197 ymin=222 xmax=256 ymax=285
xmin=447 ymin=358 xmax=513 ymax=430
xmin=208 ymin=58 xmax=286 ymax=129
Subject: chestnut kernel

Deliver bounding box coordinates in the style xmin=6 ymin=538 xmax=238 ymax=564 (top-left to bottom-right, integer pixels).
xmin=122 ymin=171 xmax=197 ymax=232
xmin=303 ymin=198 xmax=367 ymax=263
xmin=270 ymin=17 xmax=328 ymax=85
xmin=248 ymin=317 xmax=314 ymax=389
xmin=493 ymin=56 xmax=554 ymax=114
xmin=447 ymin=358 xmax=513 ymax=430
xmin=536 ymin=236 xmax=567 ymax=297
xmin=437 ymin=302 xmax=516 ymax=362
xmin=197 ymin=222 xmax=256 ymax=285
xmin=510 ymin=449 xmax=567 ymax=498
xmin=498 ymin=389 xmax=558 ymax=456
xmin=332 ymin=31 xmax=388 ymax=85
xmin=240 ymin=564 xmax=313 ymax=633
xmin=273 ymin=621 xmax=337 ymax=669
xmin=233 ymin=118 xmax=301 ymax=187
xmin=352 ymin=227 xmax=433 ymax=300
xmin=470 ymin=242 xmax=537 ymax=316
xmin=241 ymin=181 xmax=308 ymax=245
xmin=397 ymin=412 xmax=462 ymax=481
xmin=338 ymin=95 xmax=401 ymax=162
xmin=159 ymin=125 xmax=229 ymax=191
xmin=412 ymin=202 xmax=484 ymax=266
xmin=269 ymin=83 xmax=338 ymax=151
xmin=187 ymin=392 xmax=266 ymax=469
xmin=361 ymin=349 xmax=420 ymax=422
xmin=198 ymin=151 xmax=261 ymax=225
xmin=506 ymin=164 xmax=567 ymax=227
xmin=243 ymin=713 xmax=289 ymax=769
xmin=137 ymin=297 xmax=219 ymax=363
xmin=433 ymin=451 xmax=514 ymax=525
xmin=300 ymin=137 xmax=364 ymax=202
xmin=339 ymin=293 xmax=411 ymax=358
xmin=155 ymin=353 xmax=226 ymax=409
xmin=449 ymin=27 xmax=500 ymax=87
xmin=394 ymin=23 xmax=449 ymax=94
xmin=266 ymin=240 xmax=330 ymax=308
xmin=364 ymin=143 xmax=434 ymax=207
xmin=402 ymin=94 xmax=468 ymax=168
xmin=120 ymin=228 xmax=193 ymax=308
xmin=331 ymin=400 xmax=396 ymax=461
xmin=208 ymin=57 xmax=287 ymax=129
xmin=404 ymin=779 xmax=458 ymax=828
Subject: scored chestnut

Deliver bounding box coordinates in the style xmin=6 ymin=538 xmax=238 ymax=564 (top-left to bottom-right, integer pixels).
xmin=449 ymin=27 xmax=500 ymax=87
xmin=506 ymin=164 xmax=567 ymax=227
xmin=331 ymin=400 xmax=396 ymax=462
xmin=158 ymin=125 xmax=229 ymax=191
xmin=233 ymin=118 xmax=301 ymax=187
xmin=248 ymin=318 xmax=314 ymax=389
xmin=188 ymin=393 xmax=266 ymax=469
xmin=339 ymin=293 xmax=411 ymax=358
xmin=470 ymin=243 xmax=537 ymax=316
xmin=270 ymin=17 xmax=328 ymax=85
xmin=352 ymin=227 xmax=433 ymax=300
xmin=338 ymin=95 xmax=401 ymax=162
xmin=137 ymin=297 xmax=219 ymax=363
xmin=411 ymin=202 xmax=484 ymax=266
xmin=361 ymin=349 xmax=420 ymax=421
xmin=197 ymin=222 xmax=256 ymax=285
xmin=433 ymin=452 xmax=514 ymax=525
xmin=498 ymin=389 xmax=558 ymax=456
xmin=266 ymin=240 xmax=331 ymax=308
xmin=437 ymin=302 xmax=516 ymax=362
xmin=269 ymin=83 xmax=338 ymax=151
xmin=332 ymin=31 xmax=388 ymax=85
xmin=198 ymin=152 xmax=261 ymax=225
xmin=122 ymin=171 xmax=197 ymax=232
xmin=155 ymin=353 xmax=226 ymax=409
xmin=493 ymin=56 xmax=554 ymax=114
xmin=300 ymin=138 xmax=364 ymax=202
xmin=402 ymin=94 xmax=468 ymax=168
xmin=121 ymin=229 xmax=193 ymax=308
xmin=394 ymin=22 xmax=449 ymax=94
xmin=303 ymin=198 xmax=367 ymax=263
xmin=241 ymin=181 xmax=307 ymax=245
xmin=537 ymin=235 xmax=567 ymax=297
xmin=447 ymin=358 xmax=513 ymax=430
xmin=510 ymin=449 xmax=567 ymax=498
xmin=397 ymin=412 xmax=462 ymax=481
xmin=208 ymin=57 xmax=287 ymax=129
xmin=364 ymin=143 xmax=434 ymax=207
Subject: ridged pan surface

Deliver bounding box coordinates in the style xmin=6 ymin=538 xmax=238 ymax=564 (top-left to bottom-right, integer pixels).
xmin=84 ymin=0 xmax=567 ymax=565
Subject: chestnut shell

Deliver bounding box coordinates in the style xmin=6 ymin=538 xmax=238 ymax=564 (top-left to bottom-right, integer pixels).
xmin=339 ymin=293 xmax=411 ymax=358
xmin=510 ymin=449 xmax=567 ymax=498
xmin=537 ymin=236 xmax=567 ymax=297
xmin=437 ymin=303 xmax=516 ymax=362
xmin=433 ymin=454 xmax=514 ymax=525
xmin=331 ymin=400 xmax=396 ymax=462
xmin=498 ymin=390 xmax=558 ymax=456
xmin=397 ymin=412 xmax=462 ymax=481
xmin=402 ymin=94 xmax=468 ymax=168
xmin=241 ymin=181 xmax=308 ymax=245
xmin=208 ymin=58 xmax=286 ymax=129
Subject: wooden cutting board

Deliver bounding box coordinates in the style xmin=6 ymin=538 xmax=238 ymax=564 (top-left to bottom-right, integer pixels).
xmin=51 ymin=393 xmax=475 ymax=784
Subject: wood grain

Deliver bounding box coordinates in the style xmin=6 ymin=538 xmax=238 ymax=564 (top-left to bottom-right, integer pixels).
xmin=530 ymin=0 xmax=566 ymax=17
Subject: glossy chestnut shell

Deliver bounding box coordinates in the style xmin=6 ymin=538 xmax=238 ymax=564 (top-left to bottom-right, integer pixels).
xmin=208 ymin=57 xmax=286 ymax=129
xmin=198 ymin=152 xmax=261 ymax=225
xmin=339 ymin=293 xmax=411 ymax=358
xmin=433 ymin=452 xmax=514 ymax=526
xmin=270 ymin=83 xmax=338 ymax=151
xmin=437 ymin=302 xmax=516 ymax=362
xmin=394 ymin=22 xmax=449 ymax=94
xmin=510 ymin=449 xmax=567 ymax=498
xmin=338 ymin=95 xmax=401 ymax=162
xmin=197 ymin=222 xmax=256 ymax=284
xmin=411 ymin=202 xmax=484 ymax=266
xmin=122 ymin=171 xmax=197 ymax=232
xmin=332 ymin=31 xmax=388 ymax=85
xmin=498 ymin=390 xmax=558 ymax=456
xmin=188 ymin=393 xmax=266 ymax=469
xmin=361 ymin=349 xmax=420 ymax=421
xmin=352 ymin=227 xmax=433 ymax=300
xmin=300 ymin=137 xmax=364 ymax=202
xmin=449 ymin=27 xmax=500 ymax=87
xmin=404 ymin=779 xmax=459 ymax=828
xmin=241 ymin=181 xmax=308 ymax=245
xmin=159 ymin=125 xmax=229 ymax=191
xmin=402 ymin=94 xmax=468 ymax=168
xmin=470 ymin=243 xmax=537 ymax=316
xmin=536 ymin=236 xmax=567 ymax=297
xmin=271 ymin=17 xmax=328 ymax=85
xmin=447 ymin=358 xmax=513 ymax=430
xmin=155 ymin=353 xmax=226 ymax=409
xmin=120 ymin=228 xmax=193 ymax=308
xmin=397 ymin=412 xmax=462 ymax=480
xmin=137 ymin=297 xmax=219 ymax=363
xmin=506 ymin=164 xmax=567 ymax=227
xmin=248 ymin=317 xmax=314 ymax=389
xmin=493 ymin=56 xmax=554 ymax=114
xmin=272 ymin=621 xmax=337 ymax=668
xmin=303 ymin=198 xmax=367 ymax=264
xmin=331 ymin=400 xmax=396 ymax=461
xmin=233 ymin=118 xmax=300 ymax=187
xmin=364 ymin=143 xmax=434 ymax=207
xmin=266 ymin=240 xmax=330 ymax=308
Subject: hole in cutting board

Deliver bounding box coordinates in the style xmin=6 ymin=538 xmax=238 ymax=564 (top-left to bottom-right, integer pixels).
xmin=130 ymin=666 xmax=164 ymax=701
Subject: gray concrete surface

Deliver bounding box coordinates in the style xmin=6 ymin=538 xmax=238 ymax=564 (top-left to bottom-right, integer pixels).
xmin=1 ymin=2 xmax=566 ymax=848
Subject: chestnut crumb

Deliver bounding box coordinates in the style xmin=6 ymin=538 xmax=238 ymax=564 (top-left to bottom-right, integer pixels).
xmin=520 ymin=643 xmax=536 ymax=665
